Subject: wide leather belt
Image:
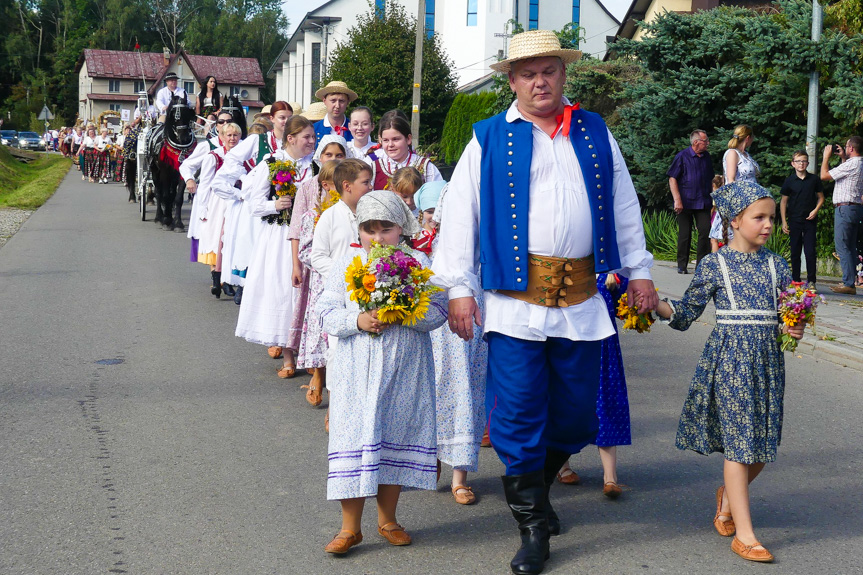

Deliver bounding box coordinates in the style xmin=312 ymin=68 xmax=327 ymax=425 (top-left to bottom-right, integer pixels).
xmin=498 ymin=254 xmax=597 ymax=308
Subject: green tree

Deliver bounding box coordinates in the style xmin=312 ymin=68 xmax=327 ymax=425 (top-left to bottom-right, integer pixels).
xmin=321 ymin=2 xmax=457 ymax=145
xmin=607 ymin=0 xmax=863 ymax=209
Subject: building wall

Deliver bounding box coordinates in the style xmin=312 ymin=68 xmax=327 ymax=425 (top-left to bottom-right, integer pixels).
xmin=634 ymin=0 xmax=691 ymax=40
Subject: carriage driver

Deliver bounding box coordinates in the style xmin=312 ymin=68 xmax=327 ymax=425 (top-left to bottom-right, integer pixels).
xmin=155 ymin=72 xmax=193 ymax=114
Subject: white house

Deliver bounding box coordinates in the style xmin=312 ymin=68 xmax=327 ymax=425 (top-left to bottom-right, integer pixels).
xmin=270 ymin=0 xmax=627 ymax=110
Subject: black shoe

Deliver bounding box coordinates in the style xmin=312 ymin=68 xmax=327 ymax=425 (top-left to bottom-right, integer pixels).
xmin=502 ymin=471 xmax=550 ymax=575
xmin=211 ymin=271 xmax=221 ymax=298
xmin=233 ymin=286 xmax=243 ymax=305
xmin=677 ymin=268 xmax=688 ymax=274
xmin=542 ymin=449 xmax=570 ymax=536
xmin=222 ymin=283 xmax=236 ymax=297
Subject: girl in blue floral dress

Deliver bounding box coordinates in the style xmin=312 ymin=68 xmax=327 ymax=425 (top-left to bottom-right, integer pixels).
xmin=656 ymin=182 xmax=805 ymax=564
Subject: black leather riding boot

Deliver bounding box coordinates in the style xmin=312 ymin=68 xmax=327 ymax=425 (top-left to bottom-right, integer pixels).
xmin=542 ymin=448 xmax=571 ymax=536
xmin=502 ymin=470 xmax=550 ymax=575
xmin=211 ymin=270 xmax=221 ymax=298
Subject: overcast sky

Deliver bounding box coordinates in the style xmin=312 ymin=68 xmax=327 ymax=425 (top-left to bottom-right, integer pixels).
xmin=283 ymin=0 xmax=632 ymax=36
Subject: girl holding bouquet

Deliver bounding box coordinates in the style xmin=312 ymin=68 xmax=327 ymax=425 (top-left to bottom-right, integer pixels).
xmin=318 ymin=190 xmax=446 ymax=555
xmin=235 ymin=116 xmax=316 ymax=378
xmin=655 ymin=181 xmax=806 ymax=564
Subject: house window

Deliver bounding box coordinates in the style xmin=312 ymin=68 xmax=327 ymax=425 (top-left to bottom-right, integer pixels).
xmin=108 ymin=79 xmax=121 ymax=93
xmin=230 ymin=86 xmax=241 ymax=96
xmin=467 ymin=0 xmax=478 ymax=26
xmin=109 ymin=104 xmax=122 ymax=112
xmin=375 ymin=0 xmax=385 ymax=18
xmin=514 ymin=0 xmax=519 ymax=21
xmin=425 ymin=0 xmax=435 ymax=38
xmin=529 ymin=0 xmax=539 ymax=30
xmin=134 ymin=80 xmax=145 ymax=94
xmin=572 ymin=0 xmax=580 ymax=28
xmin=311 ymin=42 xmax=322 ymax=99
xmin=184 ymin=81 xmax=195 ymax=95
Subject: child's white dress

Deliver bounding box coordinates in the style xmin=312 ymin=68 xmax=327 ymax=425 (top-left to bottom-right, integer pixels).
xmin=319 ymin=248 xmax=447 ymax=500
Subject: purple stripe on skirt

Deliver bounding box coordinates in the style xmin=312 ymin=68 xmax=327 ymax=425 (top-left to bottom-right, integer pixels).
xmin=190 ymin=238 xmax=199 ymax=262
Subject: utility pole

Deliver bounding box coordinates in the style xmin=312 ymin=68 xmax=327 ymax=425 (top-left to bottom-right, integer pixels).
xmin=805 ymin=0 xmax=823 ymax=173
xmin=321 ymin=22 xmax=330 ymax=80
xmin=411 ymin=0 xmax=425 ymax=147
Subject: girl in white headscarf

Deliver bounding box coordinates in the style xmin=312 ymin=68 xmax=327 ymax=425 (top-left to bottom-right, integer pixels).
xmin=317 ymin=190 xmax=446 ymax=555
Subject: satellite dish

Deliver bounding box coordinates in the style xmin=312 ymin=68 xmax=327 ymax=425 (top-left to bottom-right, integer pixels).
xmin=240 ymin=89 xmax=249 ymax=98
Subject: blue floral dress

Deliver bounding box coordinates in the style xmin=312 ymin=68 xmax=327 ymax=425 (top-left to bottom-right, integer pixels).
xmin=594 ymin=274 xmax=631 ymax=447
xmin=666 ymin=247 xmax=791 ymax=464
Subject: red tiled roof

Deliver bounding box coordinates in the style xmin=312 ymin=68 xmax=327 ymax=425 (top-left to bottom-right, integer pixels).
xmin=243 ymin=101 xmax=266 ymax=108
xmin=78 ymin=49 xmax=265 ymax=87
xmin=186 ymin=54 xmax=265 ymax=86
xmin=87 ymin=93 xmax=142 ymax=102
xmin=80 ymin=49 xmax=166 ymax=80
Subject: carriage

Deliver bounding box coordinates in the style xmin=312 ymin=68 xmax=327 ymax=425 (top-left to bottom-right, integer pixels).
xmin=135 ymin=92 xmax=155 ymax=221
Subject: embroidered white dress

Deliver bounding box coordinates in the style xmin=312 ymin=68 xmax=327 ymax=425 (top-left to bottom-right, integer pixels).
xmin=196 ymin=148 xmax=229 ymax=259
xmin=234 ymin=150 xmax=313 ymax=346
xmin=320 ymin=249 xmax=448 ymax=500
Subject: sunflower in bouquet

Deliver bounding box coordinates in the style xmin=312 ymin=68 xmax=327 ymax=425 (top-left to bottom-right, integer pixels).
xmin=345 ymin=242 xmax=441 ymax=328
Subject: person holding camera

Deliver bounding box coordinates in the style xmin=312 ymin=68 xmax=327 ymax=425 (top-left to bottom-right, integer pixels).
xmin=821 ymin=136 xmax=863 ymax=294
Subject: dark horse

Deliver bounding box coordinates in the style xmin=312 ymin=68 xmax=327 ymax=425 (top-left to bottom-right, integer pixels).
xmin=220 ymin=95 xmax=248 ymax=139
xmin=148 ymin=95 xmax=196 ymax=231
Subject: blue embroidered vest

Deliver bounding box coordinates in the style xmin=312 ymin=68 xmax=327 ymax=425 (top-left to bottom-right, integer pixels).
xmin=313 ymin=118 xmax=353 ymax=146
xmin=473 ymin=108 xmax=621 ymax=291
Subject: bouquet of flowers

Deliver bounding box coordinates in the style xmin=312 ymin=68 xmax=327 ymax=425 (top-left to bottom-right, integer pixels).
xmin=314 ymin=187 xmax=340 ymax=227
xmin=265 ymin=159 xmax=299 ymax=225
xmin=777 ymin=281 xmax=823 ymax=352
xmin=616 ymin=292 xmax=655 ymax=333
xmin=345 ymin=242 xmax=442 ymax=327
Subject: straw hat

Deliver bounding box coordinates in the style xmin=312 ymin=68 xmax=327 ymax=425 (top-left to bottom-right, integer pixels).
xmin=301 ymin=102 xmax=327 ymax=121
xmin=489 ymin=30 xmax=582 ymax=73
xmin=288 ymin=102 xmax=303 ymax=115
xmin=314 ymin=80 xmax=358 ymax=103
xmin=253 ymin=104 xmax=272 ymax=119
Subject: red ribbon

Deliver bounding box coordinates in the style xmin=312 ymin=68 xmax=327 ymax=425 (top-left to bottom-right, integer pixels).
xmin=552 ymin=102 xmax=581 ymax=139
xmin=332 ymin=125 xmax=347 ymax=137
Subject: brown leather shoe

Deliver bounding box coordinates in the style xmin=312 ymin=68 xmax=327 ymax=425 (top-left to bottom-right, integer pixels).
xmin=302 ymin=369 xmax=323 ymax=406
xmin=480 ymin=427 xmax=492 ymax=448
xmin=267 ymin=346 xmax=283 ymax=359
xmin=603 ymin=481 xmax=622 ymax=499
xmin=830 ymin=284 xmax=857 ymax=295
xmin=377 ymin=522 xmax=412 ymax=546
xmin=324 ymin=530 xmax=362 ymax=554
xmin=277 ymin=363 xmax=295 ymax=379
xmin=556 ymin=468 xmax=581 ymax=485
xmin=714 ymin=486 xmax=736 ymax=537
xmin=452 ymin=485 xmax=477 ymax=505
xmin=731 ymin=537 xmax=773 ymax=562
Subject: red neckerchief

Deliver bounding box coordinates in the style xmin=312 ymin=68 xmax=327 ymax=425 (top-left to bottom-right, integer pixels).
xmin=551 ymin=103 xmax=581 ymax=139
xmin=332 ymin=124 xmax=347 ymax=137
xmin=349 ymin=242 xmax=361 ymax=248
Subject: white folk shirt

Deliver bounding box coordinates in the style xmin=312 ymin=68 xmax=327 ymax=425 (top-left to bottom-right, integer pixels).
xmin=347 ymin=140 xmax=375 ymax=165
xmin=310 ymin=200 xmax=359 ymax=279
xmin=431 ymin=99 xmax=653 ymax=342
xmin=212 ymin=133 xmax=281 ymax=202
xmin=179 ymin=136 xmax=222 ymax=183
xmin=373 ymin=150 xmax=444 ymax=184
xmin=155 ymin=87 xmax=193 ymax=112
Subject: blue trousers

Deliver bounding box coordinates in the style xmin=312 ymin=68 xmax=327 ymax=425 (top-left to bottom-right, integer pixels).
xmin=834 ymin=204 xmax=863 ymax=287
xmin=486 ymin=332 xmax=601 ymax=475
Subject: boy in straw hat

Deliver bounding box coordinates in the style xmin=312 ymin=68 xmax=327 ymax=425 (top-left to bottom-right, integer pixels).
xmin=313 ymin=80 xmax=358 ymax=145
xmin=432 ymin=29 xmax=657 ymax=575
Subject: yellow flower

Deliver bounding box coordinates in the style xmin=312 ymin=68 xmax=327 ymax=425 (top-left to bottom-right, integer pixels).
xmin=362 ymin=274 xmax=377 ymax=292
xmin=345 ymin=256 xmax=368 ymax=287
xmin=410 ymin=267 xmax=434 ymax=284
xmin=378 ymin=305 xmax=408 ymax=324
xmin=350 ymin=288 xmax=370 ymax=304
xmin=403 ymin=292 xmax=432 ymax=325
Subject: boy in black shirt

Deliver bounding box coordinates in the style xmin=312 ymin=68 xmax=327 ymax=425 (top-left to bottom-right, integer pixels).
xmin=780 ymin=150 xmax=824 ymax=285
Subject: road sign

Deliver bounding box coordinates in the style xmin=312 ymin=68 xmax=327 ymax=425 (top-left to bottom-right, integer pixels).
xmin=37 ymin=105 xmax=54 ymax=121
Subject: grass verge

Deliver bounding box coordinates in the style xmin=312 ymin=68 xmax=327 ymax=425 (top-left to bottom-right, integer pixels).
xmin=0 ymin=146 xmax=72 ymax=209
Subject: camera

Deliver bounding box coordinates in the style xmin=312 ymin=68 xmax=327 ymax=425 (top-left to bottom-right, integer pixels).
xmin=833 ymin=144 xmax=845 ymax=155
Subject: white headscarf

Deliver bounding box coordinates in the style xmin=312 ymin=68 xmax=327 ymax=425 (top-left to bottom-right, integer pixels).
xmin=356 ymin=190 xmax=421 ymax=236
xmin=312 ymin=134 xmax=348 ymax=166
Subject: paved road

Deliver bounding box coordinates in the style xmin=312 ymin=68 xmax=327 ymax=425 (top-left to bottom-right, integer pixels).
xmin=1 ymin=171 xmax=861 ymax=575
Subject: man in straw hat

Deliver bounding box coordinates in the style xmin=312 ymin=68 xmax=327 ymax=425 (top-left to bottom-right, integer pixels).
xmin=432 ymin=29 xmax=658 ymax=575
xmin=313 ymin=80 xmax=357 ymax=145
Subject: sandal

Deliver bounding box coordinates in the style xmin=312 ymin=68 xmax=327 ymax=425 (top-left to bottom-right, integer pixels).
xmin=603 ymin=481 xmax=622 ymax=499
xmin=324 ymin=529 xmax=363 ymax=554
xmin=714 ymin=485 xmax=735 ymax=537
xmin=556 ymin=468 xmax=581 ymax=485
xmin=301 ymin=369 xmax=323 ymax=407
xmin=277 ymin=363 xmax=296 ymax=379
xmin=377 ymin=522 xmax=411 ymax=546
xmin=267 ymin=346 xmax=283 ymax=359
xmin=451 ymin=485 xmax=477 ymax=505
xmin=731 ymin=537 xmax=773 ymax=562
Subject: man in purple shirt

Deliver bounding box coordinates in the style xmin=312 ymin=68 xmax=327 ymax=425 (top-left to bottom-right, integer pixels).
xmin=668 ymin=129 xmax=714 ymax=273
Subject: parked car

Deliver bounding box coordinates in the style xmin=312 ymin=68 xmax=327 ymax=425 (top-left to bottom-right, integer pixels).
xmin=17 ymin=132 xmax=46 ymax=151
xmin=1 ymin=130 xmax=18 ymax=147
